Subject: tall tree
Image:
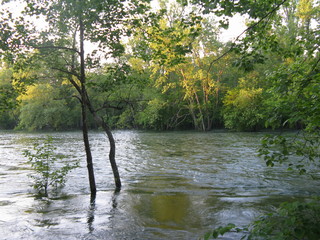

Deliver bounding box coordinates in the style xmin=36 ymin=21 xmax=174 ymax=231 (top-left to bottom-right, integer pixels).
xmin=1 ymin=0 xmax=150 ymax=192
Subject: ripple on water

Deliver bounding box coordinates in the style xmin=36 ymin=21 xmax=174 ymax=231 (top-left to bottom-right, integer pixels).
xmin=0 ymin=130 xmax=319 ymax=240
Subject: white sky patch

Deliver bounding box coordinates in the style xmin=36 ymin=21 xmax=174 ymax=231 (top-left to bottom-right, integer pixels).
xmin=150 ymin=0 xmax=160 ymax=10
xmin=219 ymin=14 xmax=247 ymax=43
xmin=0 ymin=0 xmax=24 ymax=16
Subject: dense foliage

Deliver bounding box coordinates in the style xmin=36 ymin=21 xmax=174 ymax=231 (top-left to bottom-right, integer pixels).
xmin=1 ymin=0 xmax=318 ymax=133
xmin=0 ymin=0 xmax=318 ymax=133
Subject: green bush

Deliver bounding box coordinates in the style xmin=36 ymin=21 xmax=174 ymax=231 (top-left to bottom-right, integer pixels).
xmin=17 ymin=84 xmax=81 ymax=130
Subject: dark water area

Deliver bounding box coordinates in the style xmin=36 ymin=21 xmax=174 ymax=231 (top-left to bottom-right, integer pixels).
xmin=0 ymin=130 xmax=319 ymax=239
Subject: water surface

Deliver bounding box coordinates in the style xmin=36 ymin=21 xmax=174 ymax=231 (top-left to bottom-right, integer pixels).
xmin=0 ymin=130 xmax=319 ymax=239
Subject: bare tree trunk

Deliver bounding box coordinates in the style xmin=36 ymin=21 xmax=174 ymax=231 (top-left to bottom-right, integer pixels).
xmin=78 ymin=16 xmax=97 ymax=195
xmin=85 ymin=103 xmax=122 ymax=190
xmin=188 ymin=98 xmax=198 ymax=130
xmin=81 ymin=99 xmax=97 ymax=196
xmin=194 ymin=92 xmax=206 ymax=131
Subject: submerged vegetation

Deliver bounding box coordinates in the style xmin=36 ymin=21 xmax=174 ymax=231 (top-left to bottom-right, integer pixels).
xmin=24 ymin=136 xmax=79 ymax=197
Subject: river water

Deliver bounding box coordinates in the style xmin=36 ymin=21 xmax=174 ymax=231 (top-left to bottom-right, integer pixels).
xmin=0 ymin=130 xmax=319 ymax=239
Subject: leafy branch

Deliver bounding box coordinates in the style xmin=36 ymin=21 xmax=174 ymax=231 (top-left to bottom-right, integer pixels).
xmin=206 ymin=0 xmax=289 ymax=73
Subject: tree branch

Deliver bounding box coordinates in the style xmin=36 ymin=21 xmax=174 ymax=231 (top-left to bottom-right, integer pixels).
xmin=95 ymin=102 xmax=123 ymax=112
xmin=68 ymin=76 xmax=82 ymax=95
xmin=72 ymin=95 xmax=82 ymax=103
xmin=34 ymin=45 xmax=81 ymax=55
xmin=207 ymin=0 xmax=289 ymax=72
xmin=51 ymin=67 xmax=80 ymax=79
xmin=50 ymin=67 xmax=82 ymax=94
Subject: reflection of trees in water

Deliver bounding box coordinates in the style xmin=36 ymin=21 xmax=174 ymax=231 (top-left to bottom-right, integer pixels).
xmin=151 ymin=194 xmax=190 ymax=225
xmin=130 ymin=188 xmax=203 ymax=230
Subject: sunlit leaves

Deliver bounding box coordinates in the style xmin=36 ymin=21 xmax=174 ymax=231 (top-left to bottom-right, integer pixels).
xmin=136 ymin=2 xmax=202 ymax=67
xmin=129 ymin=1 xmax=227 ymax=130
xmin=17 ymin=83 xmax=80 ymax=130
xmin=223 ymin=83 xmax=265 ymax=131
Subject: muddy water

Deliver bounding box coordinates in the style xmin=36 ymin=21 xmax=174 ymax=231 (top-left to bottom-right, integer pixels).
xmin=0 ymin=130 xmax=319 ymax=239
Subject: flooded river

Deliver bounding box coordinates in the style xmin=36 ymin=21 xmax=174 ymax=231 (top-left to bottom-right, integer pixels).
xmin=0 ymin=130 xmax=319 ymax=239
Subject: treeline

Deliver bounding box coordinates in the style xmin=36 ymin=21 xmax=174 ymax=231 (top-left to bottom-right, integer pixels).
xmin=0 ymin=0 xmax=318 ymax=132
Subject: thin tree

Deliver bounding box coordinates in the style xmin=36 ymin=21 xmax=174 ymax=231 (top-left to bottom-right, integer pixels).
xmin=1 ymin=0 xmax=150 ymax=192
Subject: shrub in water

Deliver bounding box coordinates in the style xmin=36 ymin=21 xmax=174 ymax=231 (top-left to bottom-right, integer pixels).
xmin=23 ymin=136 xmax=79 ymax=197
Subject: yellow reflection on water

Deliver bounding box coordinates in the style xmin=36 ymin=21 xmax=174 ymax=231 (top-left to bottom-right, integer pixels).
xmin=151 ymin=193 xmax=190 ymax=224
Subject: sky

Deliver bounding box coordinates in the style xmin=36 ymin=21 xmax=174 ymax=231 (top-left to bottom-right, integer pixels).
xmin=149 ymin=0 xmax=247 ymax=42
xmin=219 ymin=14 xmax=247 ymax=42
xmin=1 ymin=0 xmax=246 ymax=40
xmin=1 ymin=0 xmax=247 ymax=59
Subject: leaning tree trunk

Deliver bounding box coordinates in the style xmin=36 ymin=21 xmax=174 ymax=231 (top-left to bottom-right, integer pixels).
xmin=100 ymin=118 xmax=121 ymax=190
xmin=85 ymin=101 xmax=122 ymax=190
xmin=78 ymin=16 xmax=121 ymax=191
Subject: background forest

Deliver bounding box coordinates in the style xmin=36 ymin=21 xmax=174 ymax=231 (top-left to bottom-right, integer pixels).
xmin=0 ymin=0 xmax=319 ymax=133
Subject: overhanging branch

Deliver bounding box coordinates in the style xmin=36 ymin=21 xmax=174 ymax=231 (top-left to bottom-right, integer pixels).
xmin=68 ymin=77 xmax=82 ymax=95
xmin=207 ymin=0 xmax=289 ymax=72
xmin=72 ymin=94 xmax=82 ymax=103
xmin=50 ymin=67 xmax=82 ymax=94
xmin=95 ymin=102 xmax=123 ymax=112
